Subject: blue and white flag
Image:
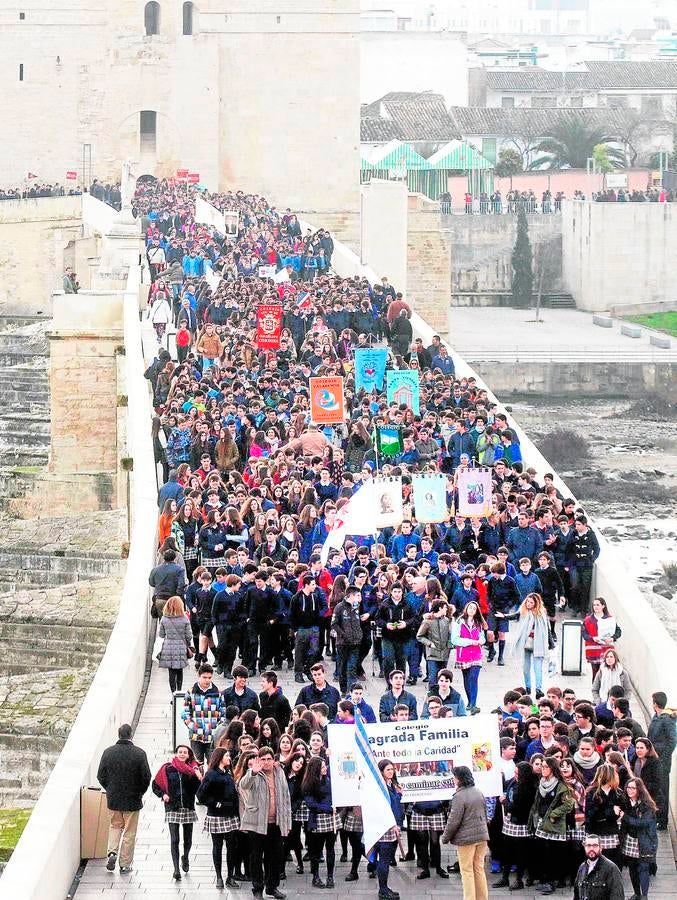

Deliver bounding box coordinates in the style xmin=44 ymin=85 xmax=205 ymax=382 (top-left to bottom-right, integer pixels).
xmin=412 ymin=473 xmax=448 ymax=523
xmin=386 ymin=369 xmax=420 ymax=414
xmin=354 ymin=708 xmax=397 ymax=856
xmin=354 ymin=348 xmax=387 ymax=393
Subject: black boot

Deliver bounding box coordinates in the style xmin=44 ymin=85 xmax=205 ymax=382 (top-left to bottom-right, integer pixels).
xmin=510 ymin=878 xmax=525 ymax=891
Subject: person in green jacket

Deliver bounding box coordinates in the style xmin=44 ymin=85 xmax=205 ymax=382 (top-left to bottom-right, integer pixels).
xmin=528 ymin=757 xmax=574 ymax=894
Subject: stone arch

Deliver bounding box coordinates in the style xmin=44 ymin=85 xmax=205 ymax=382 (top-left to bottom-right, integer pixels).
xmin=136 ymin=174 xmax=158 ymax=185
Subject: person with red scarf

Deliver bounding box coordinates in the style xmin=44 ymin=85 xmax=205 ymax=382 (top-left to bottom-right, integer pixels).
xmin=152 ymin=744 xmax=202 ymax=881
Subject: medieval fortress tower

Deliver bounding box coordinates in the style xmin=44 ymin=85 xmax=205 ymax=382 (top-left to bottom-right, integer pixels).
xmin=0 ymin=0 xmax=360 ymax=213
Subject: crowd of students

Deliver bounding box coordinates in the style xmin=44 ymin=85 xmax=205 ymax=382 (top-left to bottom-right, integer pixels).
xmin=97 ymin=177 xmax=676 ymax=898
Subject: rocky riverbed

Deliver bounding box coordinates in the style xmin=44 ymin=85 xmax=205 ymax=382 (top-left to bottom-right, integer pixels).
xmin=511 ymin=397 xmax=677 ymax=639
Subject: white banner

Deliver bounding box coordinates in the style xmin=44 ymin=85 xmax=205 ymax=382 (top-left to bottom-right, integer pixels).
xmin=372 ymin=476 xmax=403 ymax=529
xmin=457 ymin=467 xmax=493 ymax=517
xmin=195 ymin=197 xmax=226 ymax=233
xmin=328 ymin=716 xmax=502 ymax=804
xmin=204 ymin=267 xmax=221 ymax=293
xmin=258 ymin=265 xmax=276 ymax=279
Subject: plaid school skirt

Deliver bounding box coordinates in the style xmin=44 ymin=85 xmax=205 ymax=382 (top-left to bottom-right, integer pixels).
xmin=166 ymin=808 xmax=199 ymax=824
xmin=341 ymin=811 xmax=363 ymax=832
xmin=184 ymin=546 xmax=199 ymax=562
xmin=202 ymin=557 xmax=224 ymax=571
xmin=409 ymin=812 xmax=446 ymax=832
xmin=293 ymin=801 xmax=310 ymax=823
xmin=502 ymin=815 xmax=530 ymax=839
xmin=313 ymin=812 xmax=340 ymax=833
xmin=621 ymin=834 xmax=640 ymax=859
xmin=566 ymin=825 xmax=586 ymax=842
xmin=380 ymin=827 xmax=399 ymax=843
xmin=535 ymin=827 xmax=567 ymax=842
xmin=593 ymin=833 xmax=620 ymax=850
xmin=203 ymin=814 xmax=240 ymax=834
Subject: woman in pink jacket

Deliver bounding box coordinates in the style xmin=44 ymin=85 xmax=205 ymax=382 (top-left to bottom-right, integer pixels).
xmin=452 ymin=601 xmax=487 ymax=715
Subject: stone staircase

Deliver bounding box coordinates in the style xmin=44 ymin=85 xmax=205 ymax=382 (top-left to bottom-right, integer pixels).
xmin=0 ymin=621 xmax=111 ymax=675
xmin=0 ymin=325 xmax=50 ymax=471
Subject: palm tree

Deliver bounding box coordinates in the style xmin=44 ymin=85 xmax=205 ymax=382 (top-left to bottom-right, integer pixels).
xmin=529 ymin=119 xmax=626 ymax=170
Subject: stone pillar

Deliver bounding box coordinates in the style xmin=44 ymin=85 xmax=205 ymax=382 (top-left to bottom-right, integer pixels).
xmin=406 ymin=194 xmax=452 ymax=332
xmin=47 ymin=291 xmax=124 ymax=508
xmin=360 ymin=179 xmax=408 ymax=290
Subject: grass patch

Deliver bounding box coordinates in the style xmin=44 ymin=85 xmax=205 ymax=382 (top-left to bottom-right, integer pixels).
xmin=627 ymin=311 xmax=677 ymax=338
xmin=58 ymin=674 xmax=75 ymax=692
xmin=662 ymin=561 xmax=677 ymax=585
xmin=0 ymin=808 xmax=31 ymax=862
xmin=535 ymin=428 xmax=590 ymax=468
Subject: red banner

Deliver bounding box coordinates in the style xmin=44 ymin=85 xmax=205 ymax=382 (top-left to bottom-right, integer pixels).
xmin=310 ymin=376 xmax=346 ymax=425
xmin=187 ymin=172 xmax=200 ymax=184
xmin=176 ymin=168 xmax=189 ymax=179
xmin=256 ymin=304 xmax=283 ymax=349
xmin=65 ymin=171 xmax=77 ymax=180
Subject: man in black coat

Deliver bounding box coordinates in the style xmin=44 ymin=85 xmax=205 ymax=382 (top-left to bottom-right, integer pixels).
xmin=573 ymin=834 xmax=624 ymax=900
xmin=96 ymin=724 xmax=151 ymax=873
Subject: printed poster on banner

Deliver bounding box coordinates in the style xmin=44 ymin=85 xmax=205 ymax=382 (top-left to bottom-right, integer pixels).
xmin=412 ymin=474 xmax=448 ymax=523
xmin=255 ymin=305 xmax=283 ymax=350
xmin=457 ymin=467 xmax=493 ymax=517
xmin=257 ymin=265 xmax=276 ymax=279
xmin=310 ymin=376 xmax=345 ymax=425
xmin=386 ymin=369 xmax=420 ymax=414
xmin=354 ymin=348 xmax=387 ymax=393
xmin=328 ymin=716 xmax=501 ymax=804
xmin=223 ymin=210 xmax=239 ymax=237
xmin=372 ymin=476 xmax=403 ymax=529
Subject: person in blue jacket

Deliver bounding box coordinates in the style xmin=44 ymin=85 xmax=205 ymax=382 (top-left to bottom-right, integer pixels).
xmin=514 ymin=557 xmax=543 ymax=601
xmin=348 ymin=683 xmax=376 ymax=723
xmin=506 ymin=513 xmax=544 ymax=566
xmin=379 ymin=670 xmax=418 ymax=722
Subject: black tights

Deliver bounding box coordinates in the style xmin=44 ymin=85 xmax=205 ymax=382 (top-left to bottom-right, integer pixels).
xmin=285 ymin=821 xmax=304 ymax=868
xmin=211 ymin=832 xmax=238 ymax=879
xmin=414 ymin=829 xmax=441 ymax=871
xmin=345 ymin=831 xmax=363 ymax=874
xmin=308 ymin=831 xmax=336 ymax=878
xmin=168 ymin=668 xmax=184 ymax=692
xmin=168 ymin=822 xmax=193 ymax=873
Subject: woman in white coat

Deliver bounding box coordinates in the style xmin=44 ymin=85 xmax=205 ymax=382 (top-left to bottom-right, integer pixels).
xmin=150 ymin=289 xmax=172 ymax=345
xmin=507 ymin=593 xmax=550 ymax=697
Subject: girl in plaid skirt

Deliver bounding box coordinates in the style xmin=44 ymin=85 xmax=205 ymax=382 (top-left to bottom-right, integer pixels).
xmin=617 ymin=778 xmax=659 ymax=900
xmin=527 ymin=758 xmax=574 ymax=895
xmin=152 ymin=744 xmax=203 ymax=882
xmin=584 ymin=763 xmax=623 ymax=869
xmin=284 ymin=752 xmax=308 ymax=878
xmin=408 ymin=800 xmax=449 ymax=881
xmin=497 ymin=762 xmax=538 ymax=890
xmin=303 ymin=757 xmax=338 ymax=889
xmin=196 ymin=748 xmax=241 ymax=890
xmin=339 ymin=806 xmax=364 ymax=881
xmin=372 ymin=759 xmax=404 ymax=900
xmin=561 ymin=757 xmax=586 ymax=882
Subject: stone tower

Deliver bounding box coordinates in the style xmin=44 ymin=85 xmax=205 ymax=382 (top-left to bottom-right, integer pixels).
xmin=0 ymin=0 xmax=360 ymax=212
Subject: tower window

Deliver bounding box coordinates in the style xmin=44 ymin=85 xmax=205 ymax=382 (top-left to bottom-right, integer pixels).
xmin=183 ymin=2 xmax=194 ymax=35
xmin=144 ymin=1 xmax=161 ymax=36
xmin=19 ymin=12 xmax=25 ymax=20
xmin=140 ymin=110 xmax=157 ymax=153
xmin=19 ymin=63 xmax=24 ymax=81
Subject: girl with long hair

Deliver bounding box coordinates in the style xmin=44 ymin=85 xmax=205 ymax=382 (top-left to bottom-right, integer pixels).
xmin=591 ymin=648 xmax=631 ymax=705
xmin=196 ymin=748 xmax=240 ymax=889
xmin=158 ymin=498 xmax=178 ymax=547
xmin=632 ymin=738 xmax=663 ymax=814
xmin=498 ymin=760 xmax=539 ymax=890
xmin=583 ymin=597 xmax=620 ymax=680
xmin=617 ymin=778 xmax=658 ymax=899
xmin=371 ymin=759 xmax=404 ymax=897
xmin=559 ymin=756 xmax=586 ymax=879
xmin=152 ymin=744 xmax=203 ymax=881
xmin=284 ymin=752 xmax=308 ymax=879
xmin=157 ymin=596 xmax=194 ymax=693
xmin=302 ymin=756 xmax=339 ymax=889
xmin=452 ymin=601 xmax=487 ymax=715
xmin=172 ymin=497 xmax=200 ymax=578
xmin=257 ymin=718 xmax=281 ymax=754
xmin=508 ymin=593 xmax=550 ymax=697
xmin=528 ymin=756 xmax=574 ymax=894
xmin=584 ymin=763 xmax=623 ymax=867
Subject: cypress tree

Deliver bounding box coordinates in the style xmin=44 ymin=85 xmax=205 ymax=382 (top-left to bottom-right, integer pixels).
xmin=511 ymin=205 xmax=533 ymax=308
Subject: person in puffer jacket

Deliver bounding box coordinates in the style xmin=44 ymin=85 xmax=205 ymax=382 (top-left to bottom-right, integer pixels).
xmin=182 ymin=664 xmax=223 ymax=764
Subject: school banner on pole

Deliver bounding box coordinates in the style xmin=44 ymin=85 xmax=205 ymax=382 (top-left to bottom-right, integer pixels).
xmin=255 ymin=304 xmax=283 ymax=349
xmin=195 ymin=197 xmax=226 ymax=233
xmin=328 ymin=716 xmax=502 ymax=804
xmin=372 ymin=476 xmax=403 ymax=529
xmin=457 ymin=467 xmax=493 ymax=517
xmin=386 ymin=369 xmax=420 ymax=414
xmin=309 ymin=376 xmax=346 ymax=425
xmin=354 ymin=348 xmax=387 ymax=393
xmin=412 ymin=474 xmax=448 ymax=523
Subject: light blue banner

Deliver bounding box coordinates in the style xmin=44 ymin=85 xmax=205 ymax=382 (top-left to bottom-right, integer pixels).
xmin=354 ymin=348 xmax=387 ymax=393
xmin=386 ymin=369 xmax=421 ymax=414
xmin=412 ymin=474 xmax=448 ymax=523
